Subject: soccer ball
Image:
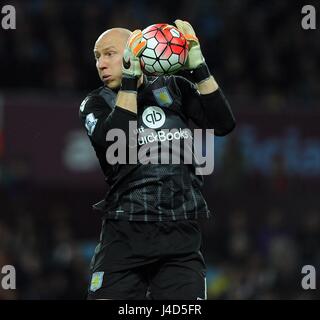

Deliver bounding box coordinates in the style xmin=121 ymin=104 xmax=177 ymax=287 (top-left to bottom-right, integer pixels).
xmin=140 ymin=23 xmax=188 ymax=76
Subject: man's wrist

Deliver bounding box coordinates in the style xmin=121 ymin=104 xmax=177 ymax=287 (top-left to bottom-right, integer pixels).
xmin=120 ymin=76 xmax=138 ymax=92
xmin=196 ymin=76 xmax=219 ymax=94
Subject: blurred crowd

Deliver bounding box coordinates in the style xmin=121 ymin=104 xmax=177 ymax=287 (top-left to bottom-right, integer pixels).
xmin=0 ymin=0 xmax=320 ymax=107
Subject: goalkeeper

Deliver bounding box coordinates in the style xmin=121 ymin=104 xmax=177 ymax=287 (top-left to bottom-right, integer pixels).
xmin=79 ymin=21 xmax=235 ymax=300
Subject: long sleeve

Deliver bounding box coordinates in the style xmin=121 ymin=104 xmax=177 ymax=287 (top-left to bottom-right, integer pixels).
xmin=79 ymin=94 xmax=137 ymax=147
xmin=175 ymin=76 xmax=236 ymax=136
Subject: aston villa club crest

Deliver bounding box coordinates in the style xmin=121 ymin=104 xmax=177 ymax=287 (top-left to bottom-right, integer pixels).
xmin=152 ymin=87 xmax=173 ymax=107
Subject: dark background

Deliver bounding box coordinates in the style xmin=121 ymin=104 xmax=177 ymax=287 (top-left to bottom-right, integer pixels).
xmin=1 ymin=0 xmax=320 ymax=299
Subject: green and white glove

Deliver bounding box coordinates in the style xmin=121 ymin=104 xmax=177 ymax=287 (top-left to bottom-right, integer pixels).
xmin=174 ymin=19 xmax=211 ymax=83
xmin=122 ymin=29 xmax=146 ymax=79
xmin=174 ymin=19 xmax=205 ymax=70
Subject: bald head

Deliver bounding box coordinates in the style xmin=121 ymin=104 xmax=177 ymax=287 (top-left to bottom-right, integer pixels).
xmin=95 ymin=28 xmax=132 ymax=47
xmin=94 ymin=28 xmax=132 ymax=89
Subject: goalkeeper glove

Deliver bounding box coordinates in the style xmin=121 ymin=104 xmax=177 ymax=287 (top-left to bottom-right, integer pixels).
xmin=121 ymin=30 xmax=146 ymax=91
xmin=174 ymin=19 xmax=211 ymax=83
xmin=174 ymin=19 xmax=205 ymax=70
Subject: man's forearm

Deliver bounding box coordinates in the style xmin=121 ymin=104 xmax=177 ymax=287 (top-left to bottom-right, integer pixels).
xmin=115 ymin=91 xmax=138 ymax=114
xmin=192 ymin=66 xmax=235 ymax=136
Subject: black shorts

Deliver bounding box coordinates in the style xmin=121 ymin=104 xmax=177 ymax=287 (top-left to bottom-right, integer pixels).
xmin=87 ymin=219 xmax=207 ymax=300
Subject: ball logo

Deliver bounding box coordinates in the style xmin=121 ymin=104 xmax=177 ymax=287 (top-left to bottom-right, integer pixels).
xmin=142 ymin=106 xmax=165 ymax=129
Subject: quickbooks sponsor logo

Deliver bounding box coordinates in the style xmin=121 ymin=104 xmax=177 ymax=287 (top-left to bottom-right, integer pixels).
xmin=142 ymin=106 xmax=165 ymax=129
xmin=138 ymin=128 xmax=191 ymax=146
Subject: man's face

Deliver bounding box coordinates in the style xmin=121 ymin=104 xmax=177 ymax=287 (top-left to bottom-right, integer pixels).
xmin=94 ymin=31 xmax=128 ymax=89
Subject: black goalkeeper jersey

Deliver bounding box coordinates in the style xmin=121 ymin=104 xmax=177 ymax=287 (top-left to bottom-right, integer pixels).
xmin=79 ymin=75 xmax=235 ymax=221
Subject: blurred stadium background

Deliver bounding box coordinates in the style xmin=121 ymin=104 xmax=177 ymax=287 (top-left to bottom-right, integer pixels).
xmin=1 ymin=0 xmax=320 ymax=299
